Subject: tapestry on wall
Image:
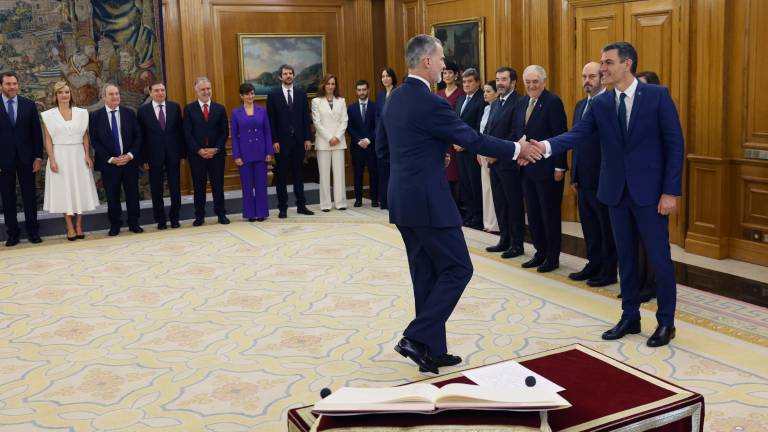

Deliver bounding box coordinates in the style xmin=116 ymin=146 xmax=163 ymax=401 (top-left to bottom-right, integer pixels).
xmin=0 ymin=0 xmax=165 ymax=212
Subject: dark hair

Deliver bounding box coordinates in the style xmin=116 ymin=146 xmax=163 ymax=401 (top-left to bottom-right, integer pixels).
xmin=462 ymin=68 xmax=480 ymax=82
xmin=355 ymin=79 xmax=369 ymax=88
xmin=636 ymin=71 xmax=660 ymax=85
xmin=148 ymin=81 xmax=165 ymax=91
xmin=381 ymin=67 xmax=398 ymax=87
xmin=443 ymin=62 xmax=460 ymax=74
xmin=1 ymin=71 xmax=18 ymax=84
xmin=318 ymin=74 xmax=340 ymax=98
xmin=279 ymin=64 xmax=295 ymax=75
xmin=602 ymin=41 xmax=638 ymax=75
xmin=484 ymin=80 xmax=497 ymax=91
xmin=495 ymin=66 xmax=518 ymax=82
xmin=239 ymin=82 xmax=256 ymax=95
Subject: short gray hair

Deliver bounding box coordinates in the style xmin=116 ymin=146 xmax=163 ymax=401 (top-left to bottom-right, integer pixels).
xmin=523 ymin=65 xmax=547 ymax=81
xmin=462 ymin=68 xmax=480 ymax=82
xmin=194 ymin=76 xmax=211 ymax=89
xmin=101 ymin=83 xmax=119 ymax=97
xmin=405 ymin=34 xmax=442 ymax=69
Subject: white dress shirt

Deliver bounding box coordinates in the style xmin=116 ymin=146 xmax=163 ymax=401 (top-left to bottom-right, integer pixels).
xmin=153 ymin=100 xmax=165 ymax=121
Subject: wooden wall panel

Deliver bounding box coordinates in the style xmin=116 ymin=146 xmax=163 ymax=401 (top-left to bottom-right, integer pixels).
xmin=746 ymin=0 xmax=768 ymax=149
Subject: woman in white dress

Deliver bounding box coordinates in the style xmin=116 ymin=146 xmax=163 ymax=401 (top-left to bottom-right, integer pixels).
xmin=42 ymin=81 xmax=100 ymax=240
xmin=311 ymin=74 xmax=348 ymax=211
xmin=477 ymin=80 xmax=499 ymax=232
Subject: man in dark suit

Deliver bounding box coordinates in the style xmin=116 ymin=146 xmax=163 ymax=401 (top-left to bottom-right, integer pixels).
xmin=90 ymin=84 xmax=143 ymax=236
xmin=531 ymin=42 xmax=684 ymax=347
xmin=137 ymin=82 xmax=185 ymax=230
xmin=266 ymin=64 xmax=314 ymax=218
xmin=0 ymin=72 xmax=43 ymax=246
xmin=347 ymin=79 xmax=379 ymax=207
xmin=484 ymin=66 xmax=525 ymax=259
xmin=514 ymin=65 xmax=568 ymax=273
xmin=183 ymin=77 xmax=229 ymax=226
xmin=377 ymin=35 xmax=541 ymax=374
xmin=454 ymin=68 xmax=485 ymax=229
xmin=568 ymin=62 xmax=617 ymax=287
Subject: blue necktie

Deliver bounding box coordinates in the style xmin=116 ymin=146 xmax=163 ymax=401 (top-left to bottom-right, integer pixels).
xmin=7 ymin=99 xmax=15 ymax=126
xmin=110 ymin=110 xmax=121 ymax=155
xmin=618 ymin=93 xmax=628 ymax=142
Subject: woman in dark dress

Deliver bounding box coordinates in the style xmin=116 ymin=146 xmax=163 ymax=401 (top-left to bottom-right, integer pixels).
xmin=376 ymin=67 xmax=398 ymax=210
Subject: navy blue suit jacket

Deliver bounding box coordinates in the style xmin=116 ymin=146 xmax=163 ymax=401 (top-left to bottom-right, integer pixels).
xmin=513 ymin=90 xmax=568 ymax=182
xmin=0 ymin=95 xmax=43 ymax=169
xmin=89 ymin=107 xmax=141 ymax=171
xmin=455 ymin=90 xmax=486 ymax=133
xmin=570 ymin=96 xmax=601 ymax=190
xmin=183 ymin=101 xmax=228 ymax=155
xmin=549 ymin=82 xmax=684 ymax=207
xmin=347 ymin=100 xmax=377 ymax=147
xmin=376 ymin=77 xmax=519 ymax=228
xmin=266 ymin=86 xmax=312 ymax=154
xmin=137 ymin=101 xmax=185 ymax=166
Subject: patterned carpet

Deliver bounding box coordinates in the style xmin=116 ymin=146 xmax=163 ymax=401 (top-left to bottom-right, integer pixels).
xmin=0 ymin=204 xmax=766 ymax=431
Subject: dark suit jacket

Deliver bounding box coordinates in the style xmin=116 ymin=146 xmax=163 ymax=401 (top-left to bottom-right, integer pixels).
xmin=183 ymin=101 xmax=228 ymax=156
xmin=0 ymin=95 xmax=43 ymax=169
xmin=455 ymin=90 xmax=486 ymax=133
xmin=483 ymin=92 xmax=520 ymax=139
xmin=549 ymin=81 xmax=684 ymax=207
xmin=347 ymin=100 xmax=377 ymax=147
xmin=89 ymin=106 xmax=141 ymax=171
xmin=375 ymin=77 xmax=520 ymax=228
xmin=266 ymin=86 xmax=311 ymax=154
xmin=512 ymin=90 xmax=568 ymax=181
xmin=137 ymin=101 xmax=185 ymax=166
xmin=571 ymin=96 xmax=602 ymax=190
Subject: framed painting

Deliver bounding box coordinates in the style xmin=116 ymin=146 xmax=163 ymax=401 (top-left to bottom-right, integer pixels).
xmin=431 ymin=17 xmax=485 ymax=80
xmin=238 ymin=34 xmax=326 ymax=98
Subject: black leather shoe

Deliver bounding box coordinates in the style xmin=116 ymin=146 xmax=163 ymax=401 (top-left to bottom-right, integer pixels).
xmin=278 ymin=210 xmax=287 ymax=219
xmin=170 ymin=220 xmax=181 ymax=229
xmin=322 ymin=209 xmax=331 ymax=212
xmin=28 ymin=234 xmax=43 ymax=244
xmin=157 ymin=222 xmax=167 ymax=230
xmin=537 ymin=260 xmax=559 ymax=273
xmin=601 ymin=319 xmax=641 ymax=340
xmin=338 ymin=207 xmax=346 ymax=211
xmin=647 ymin=325 xmax=675 ymax=347
xmin=297 ymin=207 xmax=314 ymax=215
xmin=108 ymin=227 xmax=120 ymax=236
xmin=372 ymin=201 xmax=380 ymax=208
xmin=638 ymin=288 xmax=656 ymax=303
xmin=568 ymin=266 xmax=599 ymax=281
xmin=67 ymin=235 xmax=77 ymax=241
xmin=501 ymin=246 xmax=524 ymax=259
xmin=129 ymin=226 xmax=144 ymax=234
xmin=5 ymin=235 xmax=20 ymax=247
xmin=419 ymin=353 xmax=461 ymax=372
xmin=354 ymin=201 xmax=362 ymax=207
xmin=193 ymin=218 xmax=205 ymax=226
xmin=256 ymin=217 xmax=265 ymax=222
xmin=522 ymin=256 xmax=545 ymax=268
xmin=76 ymin=234 xmax=85 ymax=239
xmin=587 ymin=277 xmax=618 ymax=287
xmin=248 ymin=217 xmax=257 ymax=222
xmin=218 ymin=215 xmax=230 ymax=225
xmin=394 ymin=337 xmax=438 ymax=374
xmin=485 ymin=243 xmax=509 ymax=253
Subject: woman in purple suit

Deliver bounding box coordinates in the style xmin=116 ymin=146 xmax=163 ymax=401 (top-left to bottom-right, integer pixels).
xmin=231 ymin=83 xmax=273 ymax=221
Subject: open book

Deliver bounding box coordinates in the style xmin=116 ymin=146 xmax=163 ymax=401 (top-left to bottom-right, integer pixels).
xmin=312 ymin=383 xmax=571 ymax=416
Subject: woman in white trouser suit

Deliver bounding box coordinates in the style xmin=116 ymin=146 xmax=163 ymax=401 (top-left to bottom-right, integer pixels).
xmin=311 ymin=74 xmax=348 ymax=211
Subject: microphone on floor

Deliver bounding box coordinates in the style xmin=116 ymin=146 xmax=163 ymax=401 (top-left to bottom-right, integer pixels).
xmin=320 ymin=388 xmax=332 ymax=399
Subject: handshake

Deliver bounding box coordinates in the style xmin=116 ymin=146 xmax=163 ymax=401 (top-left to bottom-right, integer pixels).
xmin=517 ymin=135 xmax=547 ymax=166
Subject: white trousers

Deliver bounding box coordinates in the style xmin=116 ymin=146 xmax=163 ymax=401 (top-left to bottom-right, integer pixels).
xmin=480 ymin=160 xmax=499 ymax=231
xmin=317 ymin=149 xmax=347 ymax=209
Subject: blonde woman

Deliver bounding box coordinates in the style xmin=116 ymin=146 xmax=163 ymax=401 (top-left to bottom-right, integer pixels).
xmin=41 ymin=81 xmax=100 ymax=240
xmin=311 ymin=74 xmax=348 ymax=211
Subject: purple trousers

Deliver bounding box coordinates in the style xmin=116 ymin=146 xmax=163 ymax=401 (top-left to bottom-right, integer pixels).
xmin=239 ymin=160 xmax=269 ymax=218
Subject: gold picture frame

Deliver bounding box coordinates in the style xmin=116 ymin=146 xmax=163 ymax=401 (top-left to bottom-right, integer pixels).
xmin=237 ymin=33 xmax=326 ymax=99
xmin=431 ymin=17 xmax=485 ymax=81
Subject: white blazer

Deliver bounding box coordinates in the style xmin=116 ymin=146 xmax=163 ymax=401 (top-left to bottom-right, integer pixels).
xmin=311 ymin=96 xmax=348 ymax=150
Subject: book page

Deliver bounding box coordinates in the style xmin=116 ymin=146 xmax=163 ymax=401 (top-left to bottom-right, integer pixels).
xmin=463 ymin=360 xmax=565 ymax=393
xmin=435 ymin=383 xmax=570 ymax=409
xmin=313 ymin=383 xmax=439 ymax=413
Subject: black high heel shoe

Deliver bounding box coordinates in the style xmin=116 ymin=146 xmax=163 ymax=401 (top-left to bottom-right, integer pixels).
xmin=67 ymin=232 xmax=77 ymax=241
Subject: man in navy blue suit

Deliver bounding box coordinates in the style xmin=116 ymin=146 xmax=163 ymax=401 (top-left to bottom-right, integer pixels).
xmin=454 ymin=68 xmax=486 ymax=229
xmin=0 ymin=72 xmax=43 ymax=246
xmin=347 ymin=79 xmax=379 ymax=207
xmin=377 ymin=34 xmax=541 ymax=373
xmin=567 ymin=62 xmax=617 ymax=287
xmin=530 ymin=42 xmax=684 ymax=347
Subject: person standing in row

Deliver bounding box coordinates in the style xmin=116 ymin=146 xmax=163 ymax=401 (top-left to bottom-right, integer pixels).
xmin=231 ymin=83 xmax=273 ymax=222
xmin=477 ymin=80 xmax=499 ymax=233
xmin=347 ymin=79 xmax=379 ymax=207
xmin=436 ymin=62 xmax=464 ymax=206
xmin=311 ymin=74 xmax=348 ymax=212
xmin=376 ymin=67 xmax=398 ymax=210
xmin=454 ymin=68 xmax=485 ymax=230
xmin=42 ymin=81 xmax=100 ymax=240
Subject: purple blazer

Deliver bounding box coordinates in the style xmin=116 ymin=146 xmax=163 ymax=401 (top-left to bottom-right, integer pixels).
xmin=230 ymin=105 xmax=274 ymax=163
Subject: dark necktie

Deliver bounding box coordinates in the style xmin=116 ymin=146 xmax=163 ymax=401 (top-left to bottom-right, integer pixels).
xmin=361 ymin=103 xmax=367 ymax=122
xmin=618 ymin=92 xmax=627 ymax=139
xmin=203 ymin=103 xmax=209 ymax=122
xmin=287 ymin=89 xmax=293 ymax=109
xmin=110 ymin=110 xmax=121 ymax=155
xmin=7 ymin=99 xmax=15 ymax=126
xmin=158 ymin=104 xmax=166 ymax=130
xmin=582 ymin=98 xmax=591 ymax=119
